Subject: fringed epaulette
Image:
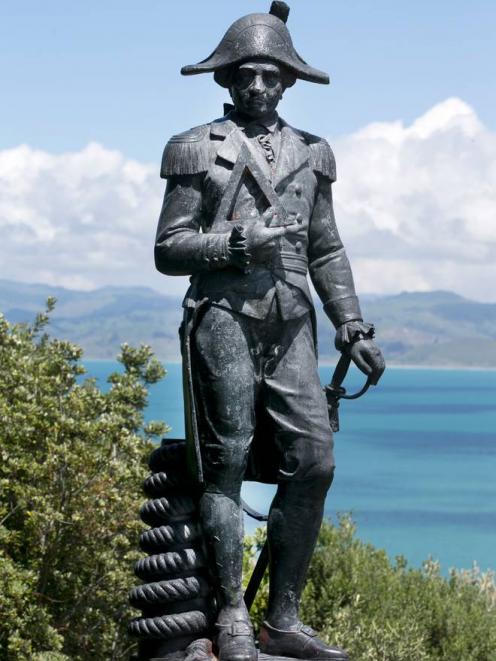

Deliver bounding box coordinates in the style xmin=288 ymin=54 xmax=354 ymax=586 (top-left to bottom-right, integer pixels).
xmin=301 ymin=132 xmax=336 ymax=182
xmin=160 ymin=124 xmax=211 ymax=178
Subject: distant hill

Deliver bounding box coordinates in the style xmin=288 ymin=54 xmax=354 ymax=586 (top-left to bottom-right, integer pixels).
xmin=0 ymin=280 xmax=183 ymax=361
xmin=361 ymin=291 xmax=496 ymax=368
xmin=1 ymin=280 xmax=495 ymax=367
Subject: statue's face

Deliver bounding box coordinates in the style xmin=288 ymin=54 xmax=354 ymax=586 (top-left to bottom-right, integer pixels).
xmin=230 ymin=60 xmax=284 ymax=119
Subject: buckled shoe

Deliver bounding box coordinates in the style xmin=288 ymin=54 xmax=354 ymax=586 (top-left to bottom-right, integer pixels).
xmin=215 ymin=618 xmax=258 ymax=661
xmin=259 ymin=621 xmax=349 ymax=661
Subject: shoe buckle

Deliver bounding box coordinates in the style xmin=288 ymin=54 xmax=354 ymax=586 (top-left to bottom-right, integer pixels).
xmin=232 ymin=621 xmax=252 ymax=636
xmin=300 ymin=624 xmax=317 ymax=637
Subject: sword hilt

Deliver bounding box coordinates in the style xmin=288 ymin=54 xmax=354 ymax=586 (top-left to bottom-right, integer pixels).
xmin=324 ymin=353 xmax=373 ymax=432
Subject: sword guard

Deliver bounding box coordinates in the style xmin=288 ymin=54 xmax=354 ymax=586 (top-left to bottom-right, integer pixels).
xmin=324 ymin=352 xmax=373 ymax=433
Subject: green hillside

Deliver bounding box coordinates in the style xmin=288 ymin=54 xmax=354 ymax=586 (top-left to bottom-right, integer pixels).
xmin=0 ymin=281 xmax=183 ymax=361
xmin=359 ymin=291 xmax=496 ymax=368
xmin=1 ymin=280 xmax=495 ymax=367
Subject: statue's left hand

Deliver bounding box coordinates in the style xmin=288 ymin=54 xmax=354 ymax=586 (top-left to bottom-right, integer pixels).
xmin=347 ymin=339 xmax=385 ymax=385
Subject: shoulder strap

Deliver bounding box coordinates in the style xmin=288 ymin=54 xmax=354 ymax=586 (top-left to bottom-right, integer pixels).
xmin=160 ymin=124 xmax=211 ymax=178
xmin=300 ymin=131 xmax=336 ymax=182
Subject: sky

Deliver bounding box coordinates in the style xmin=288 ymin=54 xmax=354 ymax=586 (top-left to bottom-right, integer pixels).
xmin=1 ymin=0 xmax=496 ymax=301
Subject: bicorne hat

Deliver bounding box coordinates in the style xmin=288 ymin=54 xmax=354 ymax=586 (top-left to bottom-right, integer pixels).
xmin=181 ymin=1 xmax=329 ymax=87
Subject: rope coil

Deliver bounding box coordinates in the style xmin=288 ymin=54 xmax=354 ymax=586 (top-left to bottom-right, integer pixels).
xmin=130 ymin=437 xmax=214 ymax=653
xmin=140 ymin=496 xmax=197 ymax=526
xmin=143 ymin=471 xmax=183 ymax=495
xmin=139 ymin=522 xmax=201 ymax=552
xmin=134 ymin=548 xmax=205 ymax=580
xmin=129 ymin=576 xmax=209 ymax=607
xmin=129 ymin=610 xmax=209 ymax=639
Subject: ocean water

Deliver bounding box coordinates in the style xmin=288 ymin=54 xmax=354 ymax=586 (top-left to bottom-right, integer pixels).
xmin=86 ymin=361 xmax=496 ymax=573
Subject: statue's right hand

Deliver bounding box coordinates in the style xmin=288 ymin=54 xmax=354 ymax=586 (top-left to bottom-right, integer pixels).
xmin=244 ymin=208 xmax=303 ymax=262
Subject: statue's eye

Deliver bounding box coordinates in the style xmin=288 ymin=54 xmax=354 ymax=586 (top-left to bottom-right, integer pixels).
xmin=233 ymin=69 xmax=255 ymax=89
xmin=263 ymin=72 xmax=280 ymax=87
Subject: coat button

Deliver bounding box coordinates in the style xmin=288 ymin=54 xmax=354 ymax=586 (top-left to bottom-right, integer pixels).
xmin=295 ymin=241 xmax=302 ymax=252
xmin=294 ymin=184 xmax=302 ymax=197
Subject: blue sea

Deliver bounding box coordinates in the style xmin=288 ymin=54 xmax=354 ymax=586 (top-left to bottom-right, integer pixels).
xmin=86 ymin=361 xmax=496 ymax=573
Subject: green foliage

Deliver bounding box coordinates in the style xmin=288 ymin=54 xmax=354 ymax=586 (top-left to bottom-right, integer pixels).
xmin=244 ymin=516 xmax=496 ymax=661
xmin=2 ymin=299 xmax=496 ymax=660
xmin=0 ymin=301 xmax=168 ymax=660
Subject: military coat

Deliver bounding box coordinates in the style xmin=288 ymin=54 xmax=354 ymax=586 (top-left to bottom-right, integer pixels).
xmin=155 ymin=110 xmax=362 ymax=483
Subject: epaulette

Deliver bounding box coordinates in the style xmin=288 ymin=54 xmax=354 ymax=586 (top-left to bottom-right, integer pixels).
xmin=301 ymin=131 xmax=336 ymax=182
xmin=160 ymin=124 xmax=211 ymax=178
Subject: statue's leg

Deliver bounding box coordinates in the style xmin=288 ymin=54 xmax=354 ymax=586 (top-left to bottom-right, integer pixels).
xmin=258 ymin=313 xmax=349 ymax=660
xmin=192 ymin=305 xmax=257 ymax=661
xmin=266 ymin=472 xmax=334 ymax=628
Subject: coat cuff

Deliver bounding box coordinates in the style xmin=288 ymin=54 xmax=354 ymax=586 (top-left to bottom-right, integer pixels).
xmin=200 ymin=233 xmax=230 ymax=270
xmin=335 ymin=321 xmax=375 ymax=351
xmin=323 ymin=295 xmax=362 ymax=328
xmin=227 ymin=224 xmax=252 ymax=272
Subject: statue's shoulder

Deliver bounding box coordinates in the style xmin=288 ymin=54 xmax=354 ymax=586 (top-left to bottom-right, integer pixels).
xmin=293 ymin=127 xmax=336 ymax=182
xmin=160 ymin=122 xmax=213 ymax=178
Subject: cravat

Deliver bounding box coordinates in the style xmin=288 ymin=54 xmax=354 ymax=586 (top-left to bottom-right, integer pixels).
xmin=245 ymin=124 xmax=276 ymax=166
xmin=257 ymin=132 xmax=275 ymax=165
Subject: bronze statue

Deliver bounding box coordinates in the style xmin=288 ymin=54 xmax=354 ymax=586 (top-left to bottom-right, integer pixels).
xmin=153 ymin=3 xmax=385 ymax=660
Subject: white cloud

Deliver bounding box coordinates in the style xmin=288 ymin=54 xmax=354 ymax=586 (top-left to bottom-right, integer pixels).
xmin=331 ymin=97 xmax=496 ymax=301
xmin=1 ymin=97 xmax=495 ymax=301
xmin=0 ymin=142 xmax=186 ymax=294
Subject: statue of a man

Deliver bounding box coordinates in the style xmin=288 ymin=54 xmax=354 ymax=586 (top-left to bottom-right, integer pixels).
xmin=154 ymin=4 xmax=385 ymax=661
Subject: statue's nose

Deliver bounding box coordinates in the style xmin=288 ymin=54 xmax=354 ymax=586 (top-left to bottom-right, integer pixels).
xmin=250 ymin=74 xmax=265 ymax=93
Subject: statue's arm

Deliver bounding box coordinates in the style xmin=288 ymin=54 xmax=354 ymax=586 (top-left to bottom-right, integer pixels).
xmin=308 ymin=168 xmax=385 ymax=382
xmin=307 ymin=174 xmax=363 ymax=328
xmin=154 ymin=173 xmax=299 ymax=276
xmin=154 ymin=174 xmax=231 ymax=276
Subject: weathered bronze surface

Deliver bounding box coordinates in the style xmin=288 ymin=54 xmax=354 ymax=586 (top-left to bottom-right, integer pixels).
xmin=136 ymin=3 xmax=385 ymax=660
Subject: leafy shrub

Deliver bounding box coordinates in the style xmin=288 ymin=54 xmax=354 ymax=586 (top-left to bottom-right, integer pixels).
xmin=0 ymin=301 xmax=168 ymax=660
xmin=245 ymin=516 xmax=496 ymax=661
xmin=2 ymin=302 xmax=495 ymax=660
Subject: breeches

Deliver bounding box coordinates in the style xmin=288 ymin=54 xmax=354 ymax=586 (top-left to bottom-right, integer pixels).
xmin=192 ymin=304 xmax=335 ymax=496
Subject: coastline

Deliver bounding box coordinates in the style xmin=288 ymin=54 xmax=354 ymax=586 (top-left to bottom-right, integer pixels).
xmin=83 ymin=358 xmax=496 ymax=372
xmin=317 ymin=361 xmax=496 ymax=372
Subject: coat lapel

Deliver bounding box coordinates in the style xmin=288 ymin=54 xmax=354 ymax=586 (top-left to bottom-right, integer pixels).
xmin=213 ymin=118 xmax=272 ymax=178
xmin=273 ymin=122 xmax=310 ymax=188
xmin=214 ymin=125 xmax=244 ymax=165
xmin=210 ymin=115 xmax=310 ymax=187
xmin=211 ymin=114 xmax=249 ymax=167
